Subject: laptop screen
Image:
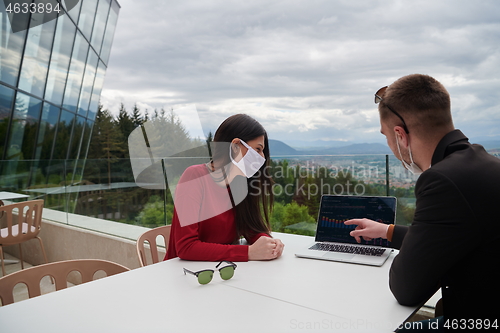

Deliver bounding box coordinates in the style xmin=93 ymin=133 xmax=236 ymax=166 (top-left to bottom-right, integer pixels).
xmin=315 ymin=195 xmax=396 ymax=247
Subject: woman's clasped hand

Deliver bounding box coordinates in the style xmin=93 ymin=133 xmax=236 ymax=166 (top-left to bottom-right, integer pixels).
xmin=248 ymin=236 xmax=285 ymax=260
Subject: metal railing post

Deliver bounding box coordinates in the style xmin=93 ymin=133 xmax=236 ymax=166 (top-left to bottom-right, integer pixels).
xmin=386 ymin=155 xmax=390 ymax=196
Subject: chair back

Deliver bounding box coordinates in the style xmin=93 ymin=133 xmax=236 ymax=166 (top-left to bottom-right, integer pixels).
xmin=0 ymin=200 xmax=44 ymax=246
xmin=136 ymin=225 xmax=171 ymax=266
xmin=0 ymin=259 xmax=130 ymax=306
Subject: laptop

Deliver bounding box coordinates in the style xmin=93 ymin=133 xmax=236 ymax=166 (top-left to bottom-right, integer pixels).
xmin=295 ymin=195 xmax=396 ymax=266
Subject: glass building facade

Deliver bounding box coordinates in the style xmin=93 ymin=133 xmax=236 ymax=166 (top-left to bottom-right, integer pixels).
xmin=0 ymin=0 xmax=120 ymax=192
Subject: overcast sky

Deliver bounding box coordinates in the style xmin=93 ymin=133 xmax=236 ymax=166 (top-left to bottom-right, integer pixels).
xmin=100 ymin=0 xmax=500 ymax=146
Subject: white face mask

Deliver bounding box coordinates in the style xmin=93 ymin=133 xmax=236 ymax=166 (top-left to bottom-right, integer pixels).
xmin=395 ymin=135 xmax=423 ymax=175
xmin=230 ymin=140 xmax=266 ymax=178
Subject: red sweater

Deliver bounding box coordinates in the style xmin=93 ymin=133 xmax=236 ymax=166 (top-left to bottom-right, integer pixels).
xmin=164 ymin=164 xmax=268 ymax=261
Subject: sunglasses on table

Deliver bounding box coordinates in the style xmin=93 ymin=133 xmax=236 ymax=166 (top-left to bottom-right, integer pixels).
xmin=375 ymin=86 xmax=409 ymax=134
xmin=183 ymin=261 xmax=237 ymax=285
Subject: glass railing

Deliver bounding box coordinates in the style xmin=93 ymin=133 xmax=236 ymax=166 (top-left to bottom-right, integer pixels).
xmin=0 ymin=155 xmax=420 ymax=236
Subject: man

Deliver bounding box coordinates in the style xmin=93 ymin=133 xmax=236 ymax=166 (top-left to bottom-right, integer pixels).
xmin=345 ymin=74 xmax=500 ymax=322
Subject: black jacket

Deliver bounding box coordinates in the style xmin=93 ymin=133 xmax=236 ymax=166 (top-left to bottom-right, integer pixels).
xmin=389 ymin=130 xmax=500 ymax=319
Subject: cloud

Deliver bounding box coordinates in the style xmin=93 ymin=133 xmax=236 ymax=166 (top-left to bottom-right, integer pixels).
xmin=101 ymin=0 xmax=500 ymax=145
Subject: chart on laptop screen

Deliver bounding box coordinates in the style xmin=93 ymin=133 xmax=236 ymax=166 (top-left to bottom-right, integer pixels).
xmin=316 ymin=196 xmax=396 ymax=247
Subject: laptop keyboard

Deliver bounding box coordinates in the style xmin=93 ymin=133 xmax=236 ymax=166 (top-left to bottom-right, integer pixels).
xmin=309 ymin=243 xmax=386 ymax=256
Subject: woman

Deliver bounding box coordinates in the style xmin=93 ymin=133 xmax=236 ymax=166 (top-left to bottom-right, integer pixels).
xmin=164 ymin=114 xmax=284 ymax=261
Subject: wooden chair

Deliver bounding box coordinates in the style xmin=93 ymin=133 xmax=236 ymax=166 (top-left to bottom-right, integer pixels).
xmin=136 ymin=225 xmax=171 ymax=267
xmin=0 ymin=200 xmax=48 ymax=277
xmin=0 ymin=259 xmax=130 ymax=306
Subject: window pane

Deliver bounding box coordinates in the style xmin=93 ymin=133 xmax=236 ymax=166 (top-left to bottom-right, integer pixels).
xmin=52 ymin=109 xmax=75 ymax=160
xmin=79 ymin=119 xmax=93 ymax=159
xmin=0 ymin=84 xmax=15 ymax=159
xmin=91 ymin=0 xmax=111 ymax=55
xmin=45 ymin=13 xmax=77 ymax=105
xmin=65 ymin=0 xmax=82 ymax=23
xmin=34 ymin=103 xmax=60 ymax=160
xmin=62 ymin=31 xmax=89 ymax=113
xmin=6 ymin=92 xmax=42 ymax=161
xmin=77 ymin=50 xmax=99 ymax=116
xmin=87 ymin=60 xmax=106 ymax=121
xmin=68 ymin=115 xmax=85 ymax=160
xmin=78 ymin=0 xmax=98 ymax=40
xmin=0 ymin=2 xmax=30 ymax=86
xmin=100 ymin=0 xmax=119 ymax=65
xmin=18 ymin=12 xmax=57 ymax=97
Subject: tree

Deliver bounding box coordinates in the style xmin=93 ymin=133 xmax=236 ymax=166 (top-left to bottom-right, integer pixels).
xmin=116 ymin=103 xmax=135 ymax=157
xmin=206 ymin=130 xmax=214 ymax=158
xmin=131 ymin=103 xmax=143 ymax=128
xmin=283 ymin=201 xmax=315 ymax=226
xmin=134 ymin=195 xmax=173 ymax=227
xmin=270 ymin=201 xmax=316 ymax=236
xmin=270 ymin=159 xmax=296 ymax=205
xmin=88 ymin=105 xmax=125 ymax=184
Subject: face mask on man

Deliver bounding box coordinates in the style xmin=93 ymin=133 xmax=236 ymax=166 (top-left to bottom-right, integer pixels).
xmin=230 ymin=140 xmax=266 ymax=178
xmin=395 ymin=135 xmax=423 ymax=175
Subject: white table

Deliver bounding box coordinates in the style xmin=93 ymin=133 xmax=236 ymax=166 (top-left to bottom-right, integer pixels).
xmin=0 ymin=192 xmax=29 ymax=201
xmin=0 ymin=233 xmax=419 ymax=332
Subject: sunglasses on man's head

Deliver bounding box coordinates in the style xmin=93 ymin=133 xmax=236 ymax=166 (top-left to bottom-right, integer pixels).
xmin=183 ymin=261 xmax=237 ymax=285
xmin=375 ymin=86 xmax=409 ymax=134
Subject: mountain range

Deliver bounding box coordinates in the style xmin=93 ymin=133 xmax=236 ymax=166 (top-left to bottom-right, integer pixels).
xmin=268 ymin=139 xmax=392 ymax=155
xmin=269 ymin=139 xmax=500 ymax=156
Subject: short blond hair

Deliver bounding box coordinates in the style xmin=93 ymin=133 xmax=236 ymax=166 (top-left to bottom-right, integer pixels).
xmin=379 ymin=74 xmax=453 ymax=135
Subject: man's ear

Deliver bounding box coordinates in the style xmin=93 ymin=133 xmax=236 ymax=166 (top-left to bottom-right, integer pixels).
xmin=394 ymin=126 xmax=409 ymax=148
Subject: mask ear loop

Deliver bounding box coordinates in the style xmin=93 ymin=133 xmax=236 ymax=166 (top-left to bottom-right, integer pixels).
xmin=222 ymin=143 xmax=237 ymax=210
xmin=395 ymin=134 xmax=405 ymax=162
xmin=395 ymin=133 xmax=416 ymax=166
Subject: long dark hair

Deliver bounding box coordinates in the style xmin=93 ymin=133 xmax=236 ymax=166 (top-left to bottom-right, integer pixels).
xmin=212 ymin=114 xmax=273 ymax=240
